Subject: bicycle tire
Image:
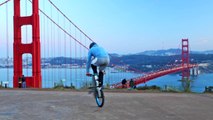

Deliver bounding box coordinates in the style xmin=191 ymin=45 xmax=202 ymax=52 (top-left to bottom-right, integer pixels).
xmin=95 ymin=89 xmax=105 ymax=107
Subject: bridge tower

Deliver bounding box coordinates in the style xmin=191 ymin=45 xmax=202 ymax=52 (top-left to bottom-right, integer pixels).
xmin=181 ymin=39 xmax=190 ymax=80
xmin=181 ymin=39 xmax=191 ymax=91
xmin=13 ymin=0 xmax=41 ymax=88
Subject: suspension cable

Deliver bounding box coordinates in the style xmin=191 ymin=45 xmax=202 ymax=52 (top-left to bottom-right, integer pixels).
xmin=84 ymin=36 xmax=88 ymax=86
xmin=35 ymin=0 xmax=143 ymax=74
xmin=43 ymin=0 xmax=47 ymax=88
xmin=75 ymin=28 xmax=77 ymax=87
xmin=69 ymin=23 xmax=73 ymax=87
xmin=57 ymin=9 xmax=60 ymax=82
xmin=50 ymin=3 xmax=54 ymax=86
xmin=6 ymin=1 xmax=9 ymax=82
xmin=28 ymin=0 xmax=89 ymax=50
xmin=47 ymin=0 xmax=94 ymax=43
xmin=0 ymin=0 xmax=11 ymax=7
xmin=28 ymin=0 xmax=144 ymax=86
xmin=42 ymin=0 xmax=46 ymax=88
xmin=64 ymin=15 xmax=67 ymax=82
xmin=51 ymin=4 xmax=57 ymax=88
xmin=79 ymin=32 xmax=82 ymax=83
xmin=46 ymin=16 xmax=49 ymax=86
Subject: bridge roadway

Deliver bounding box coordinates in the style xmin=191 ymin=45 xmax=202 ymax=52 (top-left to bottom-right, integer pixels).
xmin=0 ymin=89 xmax=212 ymax=120
xmin=113 ymin=64 xmax=198 ymax=88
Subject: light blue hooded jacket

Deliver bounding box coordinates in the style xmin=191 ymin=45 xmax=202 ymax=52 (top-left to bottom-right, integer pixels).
xmin=86 ymin=44 xmax=109 ymax=73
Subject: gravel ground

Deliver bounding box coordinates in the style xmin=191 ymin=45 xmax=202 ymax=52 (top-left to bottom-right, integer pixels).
xmin=0 ymin=89 xmax=212 ymax=120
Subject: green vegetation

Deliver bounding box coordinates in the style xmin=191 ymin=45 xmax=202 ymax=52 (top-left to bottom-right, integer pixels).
xmin=178 ymin=78 xmax=192 ymax=92
xmin=136 ymin=85 xmax=161 ymax=91
xmin=162 ymin=85 xmax=181 ymax=93
xmin=0 ymin=81 xmax=3 ymax=88
xmin=80 ymin=81 xmax=92 ymax=89
xmin=204 ymin=86 xmax=213 ymax=93
xmin=105 ymin=83 xmax=111 ymax=89
xmin=135 ymin=85 xmax=192 ymax=93
xmin=53 ymin=80 xmax=76 ymax=90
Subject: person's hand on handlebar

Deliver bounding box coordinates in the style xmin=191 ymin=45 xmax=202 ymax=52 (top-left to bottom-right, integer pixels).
xmin=86 ymin=73 xmax=91 ymax=76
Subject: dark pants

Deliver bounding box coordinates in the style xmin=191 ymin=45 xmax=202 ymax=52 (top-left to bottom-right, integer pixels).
xmin=91 ymin=64 xmax=104 ymax=87
xmin=19 ymin=83 xmax=22 ymax=88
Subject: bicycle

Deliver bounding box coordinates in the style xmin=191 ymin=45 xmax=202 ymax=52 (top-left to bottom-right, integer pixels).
xmin=88 ymin=74 xmax=105 ymax=107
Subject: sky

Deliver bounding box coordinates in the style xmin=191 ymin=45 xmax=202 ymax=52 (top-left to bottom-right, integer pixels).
xmin=0 ymin=0 xmax=213 ymax=57
xmin=51 ymin=0 xmax=213 ymax=54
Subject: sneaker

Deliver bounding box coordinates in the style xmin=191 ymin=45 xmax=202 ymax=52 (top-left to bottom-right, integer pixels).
xmin=94 ymin=75 xmax=98 ymax=80
xmin=97 ymin=86 xmax=102 ymax=91
xmin=95 ymin=80 xmax=99 ymax=87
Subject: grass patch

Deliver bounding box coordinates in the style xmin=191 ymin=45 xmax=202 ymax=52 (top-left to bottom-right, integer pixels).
xmin=136 ymin=85 xmax=161 ymax=90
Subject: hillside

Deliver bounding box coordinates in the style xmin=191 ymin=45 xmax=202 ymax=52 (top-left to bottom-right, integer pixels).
xmin=110 ymin=53 xmax=213 ymax=73
xmin=1 ymin=49 xmax=213 ymax=73
xmin=138 ymin=49 xmax=213 ymax=56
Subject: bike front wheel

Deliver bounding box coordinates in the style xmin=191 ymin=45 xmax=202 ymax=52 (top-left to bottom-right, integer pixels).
xmin=95 ymin=89 xmax=104 ymax=107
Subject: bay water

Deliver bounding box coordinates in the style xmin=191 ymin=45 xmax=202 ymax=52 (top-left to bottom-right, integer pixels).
xmin=1 ymin=68 xmax=213 ymax=93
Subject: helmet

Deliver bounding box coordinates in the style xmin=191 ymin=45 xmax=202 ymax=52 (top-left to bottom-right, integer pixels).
xmin=89 ymin=42 xmax=97 ymax=49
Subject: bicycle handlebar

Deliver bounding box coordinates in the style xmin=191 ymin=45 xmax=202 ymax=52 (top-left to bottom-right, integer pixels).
xmin=87 ymin=73 xmax=93 ymax=77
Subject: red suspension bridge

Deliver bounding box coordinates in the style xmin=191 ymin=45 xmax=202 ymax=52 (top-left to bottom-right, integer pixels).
xmin=111 ymin=39 xmax=198 ymax=88
xmin=0 ymin=0 xmax=198 ymax=89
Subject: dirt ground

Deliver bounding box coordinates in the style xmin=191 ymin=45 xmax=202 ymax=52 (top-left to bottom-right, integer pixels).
xmin=0 ymin=89 xmax=212 ymax=120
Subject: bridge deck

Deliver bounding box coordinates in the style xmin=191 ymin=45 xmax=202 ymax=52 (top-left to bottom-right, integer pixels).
xmin=112 ymin=64 xmax=198 ymax=88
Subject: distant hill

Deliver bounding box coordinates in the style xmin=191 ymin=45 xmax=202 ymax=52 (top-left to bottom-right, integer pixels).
xmin=137 ymin=49 xmax=213 ymax=56
xmin=1 ymin=49 xmax=213 ymax=73
xmin=192 ymin=50 xmax=213 ymax=54
xmin=137 ymin=49 xmax=181 ymax=56
xmin=109 ymin=53 xmax=121 ymax=57
xmin=205 ymin=50 xmax=213 ymax=54
xmin=36 ymin=52 xmax=213 ymax=73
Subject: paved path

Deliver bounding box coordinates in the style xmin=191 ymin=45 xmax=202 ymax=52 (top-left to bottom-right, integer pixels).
xmin=0 ymin=90 xmax=212 ymax=120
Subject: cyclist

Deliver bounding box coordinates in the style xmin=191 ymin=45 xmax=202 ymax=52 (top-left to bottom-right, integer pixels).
xmin=86 ymin=42 xmax=110 ymax=87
